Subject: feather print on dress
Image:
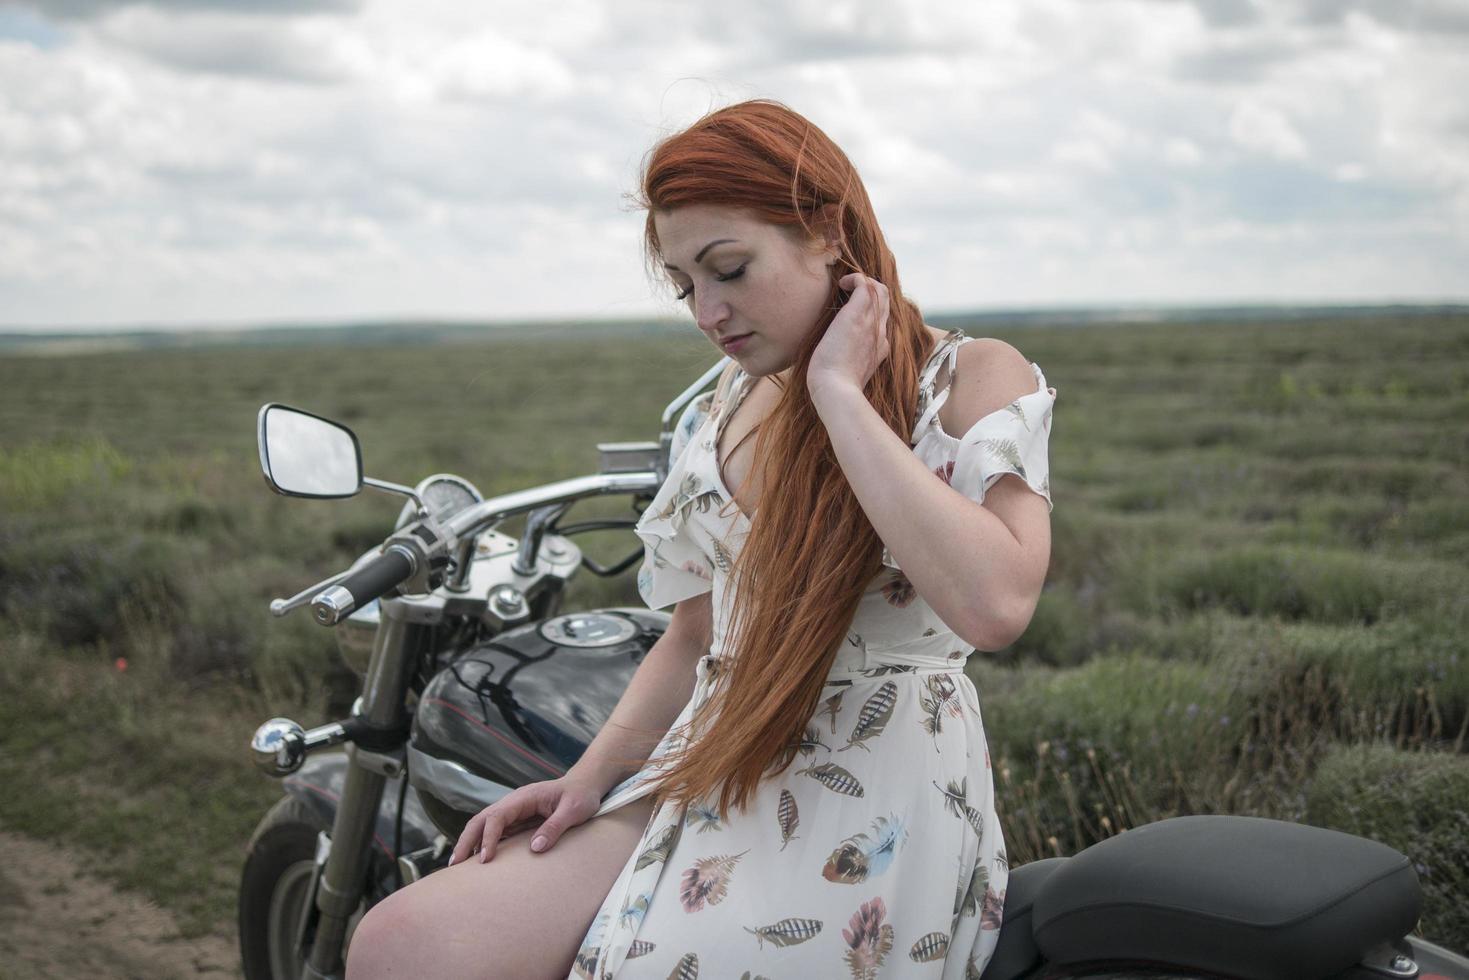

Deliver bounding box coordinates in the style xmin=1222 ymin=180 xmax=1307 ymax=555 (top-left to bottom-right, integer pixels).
xmin=795 ymin=723 xmax=831 ymax=757
xmin=841 ymin=896 xmax=895 ymax=980
xmin=572 ymin=908 xmax=611 ymax=978
xmin=743 ymin=916 xmax=824 ymax=950
xmin=635 ymin=824 xmax=679 ymax=871
xmin=821 ymin=689 xmax=846 ymax=734
xmin=795 ymin=761 xmax=865 ymax=797
xmin=933 ymin=777 xmax=985 ymax=837
xmin=982 ymin=437 xmax=1028 ymax=482
xmin=678 ymin=849 xmax=749 ymax=912
xmin=957 ymin=861 xmax=988 ymax=919
xmin=656 ymin=472 xmax=704 ymax=522
xmin=822 ymin=812 xmax=909 ymax=884
xmin=839 ymin=681 xmax=897 ymax=753
xmin=859 ymin=663 xmax=919 ymax=677
xmin=919 ymin=673 xmax=964 ymax=745
xmin=710 ymin=535 xmax=734 ymax=574
xmin=776 ymin=788 xmax=800 ymax=850
xmin=571 ymin=946 xmax=599 ymax=979
xmin=684 ymin=802 xmax=723 ymax=834
xmin=880 ymin=572 xmax=916 ymax=607
xmin=618 ymin=890 xmax=652 ymax=930
xmin=981 ymin=885 xmax=1006 ymax=931
xmin=627 ymin=939 xmax=656 ymax=959
xmin=667 ymin=952 xmax=698 ymax=980
xmin=739 ymin=973 xmax=771 ymax=980
xmin=908 ymin=931 xmax=950 ymax=962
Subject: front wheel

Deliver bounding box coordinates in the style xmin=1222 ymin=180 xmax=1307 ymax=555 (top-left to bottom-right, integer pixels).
xmin=239 ymin=795 xmax=367 ymax=980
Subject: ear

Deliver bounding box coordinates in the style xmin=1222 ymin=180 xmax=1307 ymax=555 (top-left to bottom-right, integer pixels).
xmin=811 ymin=202 xmax=842 ymax=266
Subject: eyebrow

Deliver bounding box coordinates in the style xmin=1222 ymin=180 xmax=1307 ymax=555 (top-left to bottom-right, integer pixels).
xmin=663 ymin=238 xmax=739 ymax=271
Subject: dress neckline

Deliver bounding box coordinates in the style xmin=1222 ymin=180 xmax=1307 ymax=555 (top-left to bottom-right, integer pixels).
xmin=711 ymin=365 xmax=759 ymax=524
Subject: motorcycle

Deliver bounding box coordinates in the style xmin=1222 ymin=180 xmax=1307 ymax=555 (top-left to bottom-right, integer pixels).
xmin=238 ymin=359 xmax=1469 ymax=980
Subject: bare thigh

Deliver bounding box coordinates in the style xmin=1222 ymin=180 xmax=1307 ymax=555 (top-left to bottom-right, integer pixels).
xmin=345 ymin=795 xmax=656 ymax=980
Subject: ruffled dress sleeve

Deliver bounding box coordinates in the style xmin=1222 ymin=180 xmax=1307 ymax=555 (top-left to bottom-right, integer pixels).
xmin=880 ymin=359 xmax=1056 ymax=571
xmin=632 ymin=391 xmax=718 ymax=610
xmin=949 ymin=361 xmax=1056 ymax=510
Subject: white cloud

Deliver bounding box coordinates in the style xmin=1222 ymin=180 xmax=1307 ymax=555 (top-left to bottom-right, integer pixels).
xmin=1163 ymin=137 xmax=1204 ymax=166
xmin=0 ymin=0 xmax=1466 ymax=328
xmin=1229 ymin=100 xmax=1309 ymax=160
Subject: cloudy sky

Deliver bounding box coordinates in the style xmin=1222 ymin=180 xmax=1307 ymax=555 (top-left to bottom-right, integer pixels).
xmin=1 ymin=0 xmax=1466 ymax=329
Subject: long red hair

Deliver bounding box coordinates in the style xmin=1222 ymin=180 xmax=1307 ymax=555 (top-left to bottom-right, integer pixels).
xmin=625 ymin=99 xmax=931 ymax=817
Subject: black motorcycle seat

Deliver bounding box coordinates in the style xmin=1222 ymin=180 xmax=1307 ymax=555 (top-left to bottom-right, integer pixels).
xmin=980 ymin=857 xmax=1067 ymax=980
xmin=1030 ymin=815 xmax=1422 ymax=980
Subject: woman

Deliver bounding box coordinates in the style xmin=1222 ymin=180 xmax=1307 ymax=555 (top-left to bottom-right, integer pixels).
xmin=346 ymin=98 xmax=1055 ymax=980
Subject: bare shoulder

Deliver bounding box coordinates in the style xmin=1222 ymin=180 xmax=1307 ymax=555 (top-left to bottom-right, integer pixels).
xmin=942 ymin=337 xmax=1038 ymax=435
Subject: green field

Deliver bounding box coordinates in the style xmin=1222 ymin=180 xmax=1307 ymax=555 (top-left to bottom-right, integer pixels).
xmin=1 ymin=311 xmax=1466 ymax=955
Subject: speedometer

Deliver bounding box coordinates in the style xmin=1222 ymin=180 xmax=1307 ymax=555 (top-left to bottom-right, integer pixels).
xmin=394 ymin=474 xmax=484 ymax=528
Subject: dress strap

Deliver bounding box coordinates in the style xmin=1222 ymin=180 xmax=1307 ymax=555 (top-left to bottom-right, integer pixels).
xmin=714 ymin=364 xmax=755 ymax=444
xmin=911 ymin=329 xmax=970 ymax=440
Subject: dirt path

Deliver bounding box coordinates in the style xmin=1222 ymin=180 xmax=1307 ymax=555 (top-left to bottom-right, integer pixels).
xmin=0 ymin=827 xmax=241 ymax=980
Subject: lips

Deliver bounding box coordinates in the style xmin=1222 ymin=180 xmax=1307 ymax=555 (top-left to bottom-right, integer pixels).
xmin=720 ymin=333 xmax=752 ymax=350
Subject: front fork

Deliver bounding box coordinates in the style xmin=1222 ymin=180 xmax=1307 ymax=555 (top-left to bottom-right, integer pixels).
xmin=301 ymin=596 xmax=423 ymax=980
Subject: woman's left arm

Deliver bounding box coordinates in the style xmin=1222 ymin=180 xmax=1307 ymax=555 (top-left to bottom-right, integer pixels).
xmin=809 ymin=277 xmax=1051 ymax=651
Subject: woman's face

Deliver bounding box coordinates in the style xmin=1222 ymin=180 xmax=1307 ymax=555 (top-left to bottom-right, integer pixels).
xmin=655 ymin=203 xmax=836 ymax=381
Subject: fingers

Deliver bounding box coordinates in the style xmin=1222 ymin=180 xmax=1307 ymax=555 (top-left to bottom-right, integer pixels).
xmin=526 ymin=792 xmax=593 ymax=855
xmin=442 ymin=780 xmax=592 ymax=868
xmin=447 ymin=809 xmax=485 ymax=867
xmin=876 ymin=281 xmax=891 ymax=353
xmin=838 ymin=274 xmax=887 ymax=318
xmin=473 ymin=795 xmax=528 ymax=863
xmin=837 ymin=274 xmax=890 ymax=349
xmin=447 ymin=791 xmax=539 ymax=867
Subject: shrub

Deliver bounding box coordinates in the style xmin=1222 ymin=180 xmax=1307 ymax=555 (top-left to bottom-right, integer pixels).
xmin=0 ymin=437 xmax=131 ymax=510
xmin=1305 ymin=744 xmax=1469 ymax=952
xmin=1124 ymin=544 xmax=1467 ymax=626
xmin=976 ymin=653 xmax=1243 ymax=861
xmin=1229 ymin=618 xmax=1468 ymax=752
xmin=0 ymin=529 xmax=192 ymax=648
xmin=1001 ymin=587 xmax=1095 ymax=668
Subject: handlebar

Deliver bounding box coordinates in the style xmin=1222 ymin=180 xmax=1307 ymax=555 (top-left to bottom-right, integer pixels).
xmin=311 ymin=545 xmax=416 ymax=625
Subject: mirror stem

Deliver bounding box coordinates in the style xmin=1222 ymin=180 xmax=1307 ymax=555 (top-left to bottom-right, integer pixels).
xmin=363 ymin=477 xmax=428 ymax=518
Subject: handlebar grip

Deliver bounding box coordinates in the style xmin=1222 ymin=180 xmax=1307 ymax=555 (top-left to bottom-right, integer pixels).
xmin=312 ymin=546 xmax=416 ymax=626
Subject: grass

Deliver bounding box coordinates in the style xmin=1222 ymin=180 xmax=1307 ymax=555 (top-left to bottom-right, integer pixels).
xmin=0 ymin=311 xmax=1465 ymax=952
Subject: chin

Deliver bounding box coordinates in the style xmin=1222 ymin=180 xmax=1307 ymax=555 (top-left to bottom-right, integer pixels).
xmin=739 ymin=356 xmax=780 ymax=378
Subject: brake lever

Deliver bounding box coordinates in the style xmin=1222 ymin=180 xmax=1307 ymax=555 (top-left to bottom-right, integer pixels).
xmin=270 ymin=569 xmax=354 ymax=617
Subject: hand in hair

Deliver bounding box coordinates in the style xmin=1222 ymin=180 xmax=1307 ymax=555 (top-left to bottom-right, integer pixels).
xmin=807 ymin=272 xmax=891 ymax=398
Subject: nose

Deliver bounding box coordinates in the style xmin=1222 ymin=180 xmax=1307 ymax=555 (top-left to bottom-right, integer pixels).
xmin=694 ymin=290 xmax=730 ymax=335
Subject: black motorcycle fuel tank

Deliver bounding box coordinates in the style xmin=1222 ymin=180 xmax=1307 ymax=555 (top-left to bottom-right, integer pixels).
xmin=409 ymin=607 xmax=671 ymax=837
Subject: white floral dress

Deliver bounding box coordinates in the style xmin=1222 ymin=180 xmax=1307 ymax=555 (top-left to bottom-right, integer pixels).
xmin=569 ymin=329 xmax=1057 ymax=980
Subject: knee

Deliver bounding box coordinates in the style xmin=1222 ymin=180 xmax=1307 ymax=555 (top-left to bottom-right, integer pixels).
xmin=344 ymin=889 xmax=423 ymax=979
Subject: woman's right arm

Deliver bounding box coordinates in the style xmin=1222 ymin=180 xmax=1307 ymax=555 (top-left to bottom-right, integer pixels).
xmin=448 ymin=591 xmax=713 ymax=864
xmin=567 ymin=590 xmax=714 ymax=795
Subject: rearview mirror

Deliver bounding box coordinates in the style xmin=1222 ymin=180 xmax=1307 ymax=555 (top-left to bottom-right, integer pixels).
xmin=257 ymin=404 xmax=363 ymax=498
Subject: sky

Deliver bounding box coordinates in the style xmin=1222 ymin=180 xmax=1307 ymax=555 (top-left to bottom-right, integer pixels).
xmin=1 ymin=0 xmax=1466 ymax=330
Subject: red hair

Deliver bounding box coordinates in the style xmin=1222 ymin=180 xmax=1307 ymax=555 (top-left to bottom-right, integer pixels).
xmin=625 ymin=99 xmax=931 ymax=817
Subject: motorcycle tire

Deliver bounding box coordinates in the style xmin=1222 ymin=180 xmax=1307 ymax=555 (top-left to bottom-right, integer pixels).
xmin=238 ymin=794 xmax=366 ymax=980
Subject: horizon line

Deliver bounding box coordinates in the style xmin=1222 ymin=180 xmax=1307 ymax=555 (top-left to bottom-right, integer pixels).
xmin=4 ymin=298 xmax=1468 ymax=336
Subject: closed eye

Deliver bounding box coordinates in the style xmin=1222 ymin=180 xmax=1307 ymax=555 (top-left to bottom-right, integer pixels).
xmin=675 ymin=264 xmax=747 ymax=302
